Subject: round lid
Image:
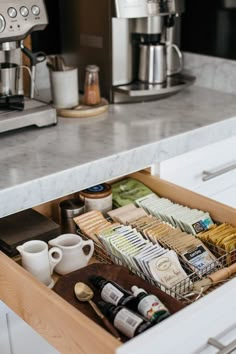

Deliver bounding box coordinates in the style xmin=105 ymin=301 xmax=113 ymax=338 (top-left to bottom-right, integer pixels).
xmin=86 ymin=65 xmax=100 ymax=73
xmin=79 ymin=183 xmax=112 ymax=199
xmin=60 ymin=198 xmax=85 ymax=218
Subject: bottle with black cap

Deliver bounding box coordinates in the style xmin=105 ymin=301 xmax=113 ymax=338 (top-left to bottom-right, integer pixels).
xmin=90 ymin=275 xmax=138 ymax=311
xmin=98 ymin=301 xmax=153 ymax=339
xmin=131 ymin=286 xmax=170 ymax=324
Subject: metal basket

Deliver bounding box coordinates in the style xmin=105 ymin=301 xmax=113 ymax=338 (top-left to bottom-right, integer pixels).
xmin=77 ymin=228 xmax=234 ymax=302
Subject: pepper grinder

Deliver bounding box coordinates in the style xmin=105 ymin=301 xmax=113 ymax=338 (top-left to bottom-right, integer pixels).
xmin=59 ymin=198 xmax=85 ymax=234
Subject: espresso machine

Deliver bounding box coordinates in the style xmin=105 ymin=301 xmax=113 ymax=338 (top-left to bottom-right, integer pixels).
xmin=60 ymin=0 xmax=195 ymax=103
xmin=0 ymin=0 xmax=57 ymax=133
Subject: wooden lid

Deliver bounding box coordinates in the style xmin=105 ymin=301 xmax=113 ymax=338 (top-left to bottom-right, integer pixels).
xmin=79 ymin=184 xmax=112 ymax=199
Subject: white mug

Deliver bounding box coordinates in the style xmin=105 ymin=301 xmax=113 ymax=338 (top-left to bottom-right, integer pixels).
xmin=49 ymin=234 xmax=94 ymax=275
xmin=49 ymin=67 xmax=79 ymax=109
xmin=17 ymin=240 xmax=63 ymax=288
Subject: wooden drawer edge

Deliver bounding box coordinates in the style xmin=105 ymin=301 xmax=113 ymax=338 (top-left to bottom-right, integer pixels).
xmin=0 ymin=252 xmax=120 ymax=354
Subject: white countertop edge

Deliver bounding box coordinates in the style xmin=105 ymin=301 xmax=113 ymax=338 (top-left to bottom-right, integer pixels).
xmin=1 ymin=115 xmax=236 ymax=218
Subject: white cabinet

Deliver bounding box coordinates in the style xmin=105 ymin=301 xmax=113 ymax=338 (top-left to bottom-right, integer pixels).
xmin=117 ymin=278 xmax=236 ymax=354
xmin=160 ymin=136 xmax=236 ymax=208
xmin=0 ymin=301 xmax=59 ymax=354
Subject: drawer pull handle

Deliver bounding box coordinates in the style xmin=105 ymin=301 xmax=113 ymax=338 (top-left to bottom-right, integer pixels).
xmin=208 ymin=337 xmax=236 ymax=354
xmin=202 ymin=162 xmax=236 ymax=182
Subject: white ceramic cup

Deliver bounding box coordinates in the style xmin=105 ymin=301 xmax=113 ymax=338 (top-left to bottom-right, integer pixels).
xmin=49 ymin=234 xmax=94 ymax=275
xmin=17 ymin=240 xmax=63 ymax=288
xmin=50 ymin=67 xmax=79 ymax=109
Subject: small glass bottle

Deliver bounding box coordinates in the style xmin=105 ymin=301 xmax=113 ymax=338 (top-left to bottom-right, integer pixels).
xmin=131 ymin=286 xmax=170 ymax=324
xmin=98 ymin=301 xmax=153 ymax=339
xmin=90 ymin=275 xmax=138 ymax=310
xmin=83 ymin=65 xmax=101 ymax=106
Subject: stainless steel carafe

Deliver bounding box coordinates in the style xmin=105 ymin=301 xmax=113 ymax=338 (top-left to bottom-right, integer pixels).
xmin=139 ymin=43 xmax=167 ymax=84
xmin=138 ymin=43 xmax=183 ymax=84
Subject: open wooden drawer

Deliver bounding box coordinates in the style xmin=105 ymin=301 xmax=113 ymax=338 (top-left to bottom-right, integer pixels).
xmin=0 ymin=170 xmax=236 ymax=354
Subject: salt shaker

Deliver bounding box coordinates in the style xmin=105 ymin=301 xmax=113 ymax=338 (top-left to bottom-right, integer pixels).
xmin=84 ymin=65 xmax=101 ymax=106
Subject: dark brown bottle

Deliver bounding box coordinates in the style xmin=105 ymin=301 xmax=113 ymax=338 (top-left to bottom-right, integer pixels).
xmin=98 ymin=301 xmax=153 ymax=339
xmin=90 ymin=275 xmax=138 ymax=310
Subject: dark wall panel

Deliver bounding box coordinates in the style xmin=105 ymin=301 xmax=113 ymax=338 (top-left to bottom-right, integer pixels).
xmin=181 ymin=0 xmax=236 ymax=60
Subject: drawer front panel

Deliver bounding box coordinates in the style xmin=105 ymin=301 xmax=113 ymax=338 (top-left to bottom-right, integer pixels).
xmin=160 ymin=136 xmax=236 ymax=190
xmin=117 ymin=278 xmax=236 ymax=354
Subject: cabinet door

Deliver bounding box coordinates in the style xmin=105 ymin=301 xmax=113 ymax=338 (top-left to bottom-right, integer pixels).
xmin=0 ymin=303 xmax=12 ymax=354
xmin=117 ymin=278 xmax=236 ymax=354
xmin=0 ymin=301 xmax=59 ymax=354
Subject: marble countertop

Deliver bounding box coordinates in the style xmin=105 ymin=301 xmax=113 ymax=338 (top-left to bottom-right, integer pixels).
xmin=1 ymin=85 xmax=236 ymax=218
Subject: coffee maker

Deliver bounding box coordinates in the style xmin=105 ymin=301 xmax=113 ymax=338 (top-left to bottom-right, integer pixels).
xmin=60 ymin=0 xmax=195 ymax=103
xmin=0 ymin=0 xmax=57 ymax=133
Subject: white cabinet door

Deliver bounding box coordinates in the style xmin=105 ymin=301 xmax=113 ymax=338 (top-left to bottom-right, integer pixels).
xmin=117 ymin=278 xmax=236 ymax=354
xmin=0 ymin=301 xmax=60 ymax=354
xmin=0 ymin=306 xmax=12 ymax=354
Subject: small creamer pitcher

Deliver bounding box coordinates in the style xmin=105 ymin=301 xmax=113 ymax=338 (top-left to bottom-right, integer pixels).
xmin=17 ymin=240 xmax=63 ymax=288
xmin=49 ymin=234 xmax=94 ymax=275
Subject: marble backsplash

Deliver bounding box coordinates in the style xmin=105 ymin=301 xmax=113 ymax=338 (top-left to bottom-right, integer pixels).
xmin=184 ymin=52 xmax=236 ymax=95
xmin=34 ymin=51 xmax=236 ymax=99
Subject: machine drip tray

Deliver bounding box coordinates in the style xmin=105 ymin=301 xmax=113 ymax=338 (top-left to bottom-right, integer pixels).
xmin=0 ymin=98 xmax=57 ymax=134
xmin=113 ymin=73 xmax=195 ymax=100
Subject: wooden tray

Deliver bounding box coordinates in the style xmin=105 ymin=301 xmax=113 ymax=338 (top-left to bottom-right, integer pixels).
xmin=53 ymin=263 xmax=185 ymax=341
xmin=57 ymin=98 xmax=109 ymax=118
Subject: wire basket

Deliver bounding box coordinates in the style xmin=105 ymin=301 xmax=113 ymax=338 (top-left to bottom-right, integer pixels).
xmin=77 ymin=228 xmax=234 ymax=302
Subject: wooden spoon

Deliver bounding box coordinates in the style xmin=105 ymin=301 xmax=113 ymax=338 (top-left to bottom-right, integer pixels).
xmin=74 ymin=282 xmax=121 ymax=341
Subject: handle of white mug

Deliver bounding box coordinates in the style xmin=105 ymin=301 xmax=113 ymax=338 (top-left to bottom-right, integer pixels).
xmin=82 ymin=240 xmax=95 ymax=263
xmin=167 ymin=44 xmax=183 ymax=76
xmin=48 ymin=247 xmax=63 ymax=274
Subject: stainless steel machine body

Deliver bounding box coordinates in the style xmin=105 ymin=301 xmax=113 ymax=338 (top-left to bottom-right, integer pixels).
xmin=0 ymin=0 xmax=57 ymax=133
xmin=60 ymin=0 xmax=194 ymax=103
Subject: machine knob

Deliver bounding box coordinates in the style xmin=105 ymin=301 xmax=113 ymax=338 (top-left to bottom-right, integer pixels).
xmin=31 ymin=5 xmax=40 ymax=16
xmin=8 ymin=7 xmax=17 ymax=18
xmin=0 ymin=14 xmax=6 ymax=33
xmin=20 ymin=6 xmax=29 ymax=17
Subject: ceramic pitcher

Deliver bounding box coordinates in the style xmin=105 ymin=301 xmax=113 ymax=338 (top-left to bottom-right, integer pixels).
xmin=48 ymin=234 xmax=94 ymax=275
xmin=17 ymin=240 xmax=63 ymax=288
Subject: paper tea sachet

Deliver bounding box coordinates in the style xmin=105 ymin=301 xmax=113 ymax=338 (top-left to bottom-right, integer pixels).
xmin=136 ymin=194 xmax=214 ymax=235
xmin=148 ymin=250 xmax=190 ymax=292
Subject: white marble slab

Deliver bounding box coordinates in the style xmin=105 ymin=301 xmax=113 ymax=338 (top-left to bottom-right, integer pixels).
xmin=184 ymin=52 xmax=236 ymax=95
xmin=0 ymin=85 xmax=236 ymax=218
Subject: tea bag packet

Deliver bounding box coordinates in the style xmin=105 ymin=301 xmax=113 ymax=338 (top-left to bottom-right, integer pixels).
xmin=148 ymin=250 xmax=189 ymax=293
xmin=111 ymin=178 xmax=153 ymax=208
xmin=137 ymin=194 xmax=214 ymax=235
xmin=108 ymin=204 xmax=137 ymax=222
xmin=199 ymin=223 xmax=236 ymax=265
xmin=73 ymin=210 xmax=111 ymax=243
xmin=179 ymin=242 xmax=217 ymax=275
